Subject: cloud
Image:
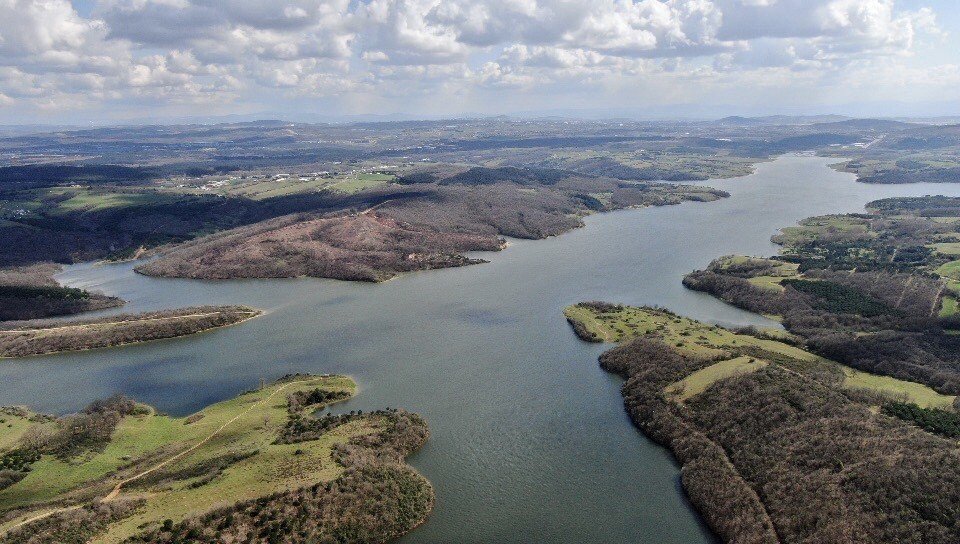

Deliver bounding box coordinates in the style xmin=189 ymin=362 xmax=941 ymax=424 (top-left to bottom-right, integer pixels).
xmin=0 ymin=0 xmax=948 ymax=117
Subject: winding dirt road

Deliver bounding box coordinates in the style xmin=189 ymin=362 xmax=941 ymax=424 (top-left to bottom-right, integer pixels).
xmin=1 ymin=378 xmax=309 ymax=535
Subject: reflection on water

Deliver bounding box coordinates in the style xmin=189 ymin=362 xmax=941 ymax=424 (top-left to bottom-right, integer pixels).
xmin=5 ymin=155 xmax=960 ymax=543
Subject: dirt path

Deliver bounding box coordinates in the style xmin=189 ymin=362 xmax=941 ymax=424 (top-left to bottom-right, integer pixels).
xmin=1 ymin=379 xmax=308 ymax=536
xmin=931 ymin=281 xmax=948 ymax=317
xmin=1 ymin=505 xmax=83 ymax=534
xmin=102 ymin=379 xmax=305 ymax=502
xmin=360 ymin=199 xmax=393 ymax=215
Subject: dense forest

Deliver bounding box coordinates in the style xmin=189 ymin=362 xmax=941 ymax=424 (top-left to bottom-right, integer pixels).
xmin=683 ymin=197 xmax=960 ymax=394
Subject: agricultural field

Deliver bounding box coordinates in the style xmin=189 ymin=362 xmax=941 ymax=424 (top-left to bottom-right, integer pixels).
xmin=328 ymin=172 xmax=396 ymax=193
xmin=0 ymin=374 xmax=432 ymax=544
xmin=1 ymin=187 xmax=178 ymax=220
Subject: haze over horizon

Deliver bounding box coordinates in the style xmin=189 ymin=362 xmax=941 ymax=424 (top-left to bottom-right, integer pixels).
xmin=1 ymin=0 xmax=959 ymax=124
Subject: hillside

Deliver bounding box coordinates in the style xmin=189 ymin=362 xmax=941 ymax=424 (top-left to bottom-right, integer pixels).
xmin=0 ymin=374 xmax=432 ymax=544
xmin=0 ymin=264 xmax=123 ymax=322
xmin=565 ymin=303 xmax=960 ymax=543
xmin=138 ymin=169 xmax=726 ymax=281
xmin=683 ymin=197 xmax=960 ymax=394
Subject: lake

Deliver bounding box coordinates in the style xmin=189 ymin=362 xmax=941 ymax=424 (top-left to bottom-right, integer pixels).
xmin=5 ymin=154 xmax=960 ymax=542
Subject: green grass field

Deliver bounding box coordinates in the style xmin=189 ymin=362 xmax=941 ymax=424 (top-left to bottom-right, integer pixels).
xmin=564 ymin=304 xmax=813 ymax=361
xmin=842 ymin=368 xmax=956 ymax=409
xmin=0 ymin=375 xmax=382 ymax=542
xmin=929 ymin=242 xmax=960 ymax=257
xmin=937 ymin=260 xmax=960 ymax=281
xmin=227 ymin=177 xmax=333 ymax=200
xmin=328 ymin=173 xmax=395 ymax=194
xmin=44 ymin=188 xmax=178 ymax=214
xmin=774 ymin=215 xmax=872 ymax=248
xmin=710 ymin=256 xmax=799 ymax=291
xmin=665 ymin=356 xmax=768 ymax=401
xmin=940 ymin=296 xmax=959 ymax=317
xmin=2 ymin=188 xmax=179 ymax=218
xmin=747 ymin=275 xmax=788 ymax=291
xmin=0 ymin=410 xmax=53 ymax=451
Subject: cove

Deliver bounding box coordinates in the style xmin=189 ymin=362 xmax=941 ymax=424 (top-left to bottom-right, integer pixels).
xmin=5 ymin=154 xmax=960 ymax=543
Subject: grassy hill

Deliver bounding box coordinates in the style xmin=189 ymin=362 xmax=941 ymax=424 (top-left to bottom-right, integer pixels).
xmin=0 ymin=374 xmax=432 ymax=544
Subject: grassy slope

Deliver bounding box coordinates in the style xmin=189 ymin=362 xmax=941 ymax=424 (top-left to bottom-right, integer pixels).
xmin=329 ymin=173 xmax=395 ymax=194
xmin=665 ymin=356 xmax=768 ymax=402
xmin=0 ymin=411 xmax=54 ymax=451
xmin=930 ymin=242 xmax=960 ymax=257
xmin=842 ymin=368 xmax=956 ymax=409
xmin=565 ymin=303 xmax=956 ymax=409
xmin=563 ymin=304 xmax=810 ymax=360
xmin=712 ymin=255 xmax=800 ymax=292
xmin=0 ymin=375 xmax=394 ymax=542
xmin=773 ymin=215 xmax=872 ymax=247
xmin=937 ymin=260 xmax=960 ymax=281
xmin=941 ymin=295 xmax=959 ymax=317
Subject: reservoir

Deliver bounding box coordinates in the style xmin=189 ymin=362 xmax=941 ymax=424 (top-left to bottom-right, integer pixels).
xmin=4 ymin=154 xmax=960 ymax=542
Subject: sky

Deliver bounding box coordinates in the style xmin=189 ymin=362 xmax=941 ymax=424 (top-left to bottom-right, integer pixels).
xmin=0 ymin=0 xmax=958 ymax=124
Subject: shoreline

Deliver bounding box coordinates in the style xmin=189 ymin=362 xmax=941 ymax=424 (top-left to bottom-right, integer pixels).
xmin=0 ymin=308 xmax=263 ymax=359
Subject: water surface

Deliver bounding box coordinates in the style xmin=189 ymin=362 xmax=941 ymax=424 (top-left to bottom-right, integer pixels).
xmin=5 ymin=155 xmax=960 ymax=543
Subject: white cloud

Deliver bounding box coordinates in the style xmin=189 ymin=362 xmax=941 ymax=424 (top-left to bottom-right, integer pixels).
xmin=0 ymin=0 xmax=949 ymax=117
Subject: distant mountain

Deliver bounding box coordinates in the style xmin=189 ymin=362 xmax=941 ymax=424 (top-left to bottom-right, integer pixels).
xmin=811 ymin=118 xmax=917 ymax=131
xmin=880 ymin=124 xmax=960 ymax=150
xmin=714 ymin=116 xmax=765 ymax=126
xmin=713 ymin=115 xmax=850 ymax=126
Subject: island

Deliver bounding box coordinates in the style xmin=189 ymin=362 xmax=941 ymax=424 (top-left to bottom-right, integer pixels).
xmin=0 ymin=374 xmax=432 ymax=544
xmin=565 ymin=302 xmax=960 ymax=543
xmin=0 ymin=306 xmax=261 ymax=358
